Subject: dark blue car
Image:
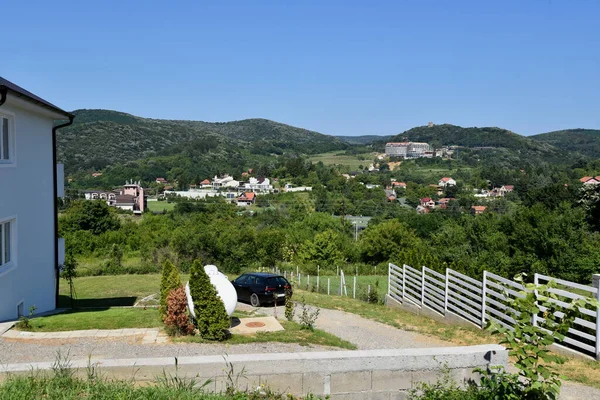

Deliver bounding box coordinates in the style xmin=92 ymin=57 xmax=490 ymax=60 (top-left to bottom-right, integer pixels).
xmin=231 ymin=272 xmax=292 ymax=307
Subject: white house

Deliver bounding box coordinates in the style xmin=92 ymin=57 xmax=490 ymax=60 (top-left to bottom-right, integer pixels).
xmin=438 ymin=177 xmax=456 ymax=187
xmin=0 ymin=77 xmax=73 ymax=321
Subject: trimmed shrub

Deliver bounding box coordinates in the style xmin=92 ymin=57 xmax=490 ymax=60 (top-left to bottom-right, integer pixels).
xmin=189 ymin=260 xmax=230 ymax=341
xmin=164 ymin=287 xmax=194 ymax=336
xmin=284 ymin=288 xmax=295 ymax=321
xmin=159 ymin=260 xmax=181 ymax=319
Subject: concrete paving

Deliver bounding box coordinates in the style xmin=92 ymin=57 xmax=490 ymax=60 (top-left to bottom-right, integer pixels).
xmin=230 ymin=317 xmax=284 ymax=335
xmin=1 ymin=327 xmax=167 ymax=343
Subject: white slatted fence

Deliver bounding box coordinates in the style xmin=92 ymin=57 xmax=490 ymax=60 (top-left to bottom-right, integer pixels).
xmin=388 ymin=263 xmax=600 ymax=360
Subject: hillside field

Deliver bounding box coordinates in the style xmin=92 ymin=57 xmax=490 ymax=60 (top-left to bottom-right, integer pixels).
xmin=308 ymin=151 xmax=375 ymax=169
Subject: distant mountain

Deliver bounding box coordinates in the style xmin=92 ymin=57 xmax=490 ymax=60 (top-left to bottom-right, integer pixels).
xmin=336 ymin=135 xmax=392 ymax=145
xmin=530 ymin=129 xmax=600 ymax=159
xmin=58 ymin=109 xmax=347 ymax=173
xmin=382 ymin=124 xmax=577 ymax=166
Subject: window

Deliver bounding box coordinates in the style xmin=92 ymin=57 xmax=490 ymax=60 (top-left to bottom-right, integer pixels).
xmin=0 ymin=114 xmax=13 ymax=163
xmin=0 ymin=220 xmax=13 ymax=268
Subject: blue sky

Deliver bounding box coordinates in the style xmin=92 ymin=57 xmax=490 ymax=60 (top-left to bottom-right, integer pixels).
xmin=3 ymin=1 xmax=599 ymax=136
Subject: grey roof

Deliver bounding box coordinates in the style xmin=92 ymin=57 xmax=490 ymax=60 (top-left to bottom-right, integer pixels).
xmin=0 ymin=77 xmax=73 ymax=118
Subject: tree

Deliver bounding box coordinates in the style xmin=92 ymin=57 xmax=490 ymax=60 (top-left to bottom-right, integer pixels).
xmin=359 ymin=220 xmax=421 ymax=264
xmin=159 ymin=260 xmax=181 ymax=319
xmin=60 ymin=200 xmax=120 ymax=235
xmin=188 ymin=260 xmax=230 ymax=340
xmin=297 ymin=230 xmax=345 ymax=268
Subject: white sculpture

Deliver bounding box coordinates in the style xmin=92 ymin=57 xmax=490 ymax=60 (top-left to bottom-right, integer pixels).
xmin=185 ymin=264 xmax=237 ymax=317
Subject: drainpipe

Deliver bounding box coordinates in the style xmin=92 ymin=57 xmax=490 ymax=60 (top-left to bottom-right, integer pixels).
xmin=53 ymin=116 xmax=74 ymax=309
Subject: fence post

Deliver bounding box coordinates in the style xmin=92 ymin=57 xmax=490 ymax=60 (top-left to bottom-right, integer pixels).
xmin=532 ymin=273 xmax=539 ymax=327
xmin=481 ymin=271 xmax=487 ymax=328
xmin=317 ymin=275 xmax=320 ymax=292
xmin=444 ymin=268 xmax=449 ymax=315
xmin=593 ymin=274 xmax=600 ymax=360
xmin=388 ymin=263 xmax=391 ymax=298
xmin=327 ymin=278 xmax=330 ymax=295
xmin=421 ymin=265 xmax=426 ymax=307
xmin=402 ymin=264 xmax=406 ymax=301
xmin=307 ymin=275 xmax=310 ymax=288
xmin=298 ymin=273 xmax=301 ymax=289
xmin=353 ymin=276 xmax=357 ymax=299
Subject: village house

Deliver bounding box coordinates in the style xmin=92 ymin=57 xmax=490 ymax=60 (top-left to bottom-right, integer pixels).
xmin=91 ymin=172 xmax=102 ymax=177
xmin=243 ymin=177 xmax=273 ymax=193
xmin=580 ymin=176 xmax=600 ymax=185
xmin=84 ymin=181 xmax=146 ymax=214
xmin=212 ymin=174 xmax=239 ymax=190
xmin=419 ymin=197 xmax=436 ymax=209
xmin=200 ymin=179 xmax=212 ymax=188
xmin=155 ymin=177 xmax=168 ymax=184
xmin=237 ymin=192 xmax=256 ymax=206
xmin=438 ymin=177 xmax=456 ymax=187
xmin=0 ymin=77 xmax=73 ymax=321
xmin=384 ymin=189 xmax=397 ymax=202
xmin=391 ymin=181 xmax=407 ymax=189
xmin=471 ymin=205 xmax=487 ymax=215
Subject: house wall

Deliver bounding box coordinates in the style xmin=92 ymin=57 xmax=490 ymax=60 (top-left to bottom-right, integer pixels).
xmin=0 ymin=99 xmax=56 ymax=321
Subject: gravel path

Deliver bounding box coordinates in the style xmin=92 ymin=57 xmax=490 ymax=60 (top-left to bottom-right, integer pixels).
xmin=238 ymin=302 xmax=451 ymax=350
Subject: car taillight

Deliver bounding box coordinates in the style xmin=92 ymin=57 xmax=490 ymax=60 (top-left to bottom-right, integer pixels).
xmin=266 ymin=287 xmax=275 ymax=292
xmin=284 ymin=285 xmax=291 ymax=289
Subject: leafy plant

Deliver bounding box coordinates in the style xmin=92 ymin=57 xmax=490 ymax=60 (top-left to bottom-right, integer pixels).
xmin=284 ymin=288 xmax=295 ymax=322
xmin=298 ymin=297 xmax=319 ymax=331
xmin=164 ymin=287 xmax=195 ymax=336
xmin=159 ymin=259 xmax=181 ymax=319
xmin=16 ymin=305 xmax=37 ymax=330
xmin=487 ymin=275 xmax=599 ymax=400
xmin=189 ymin=260 xmax=230 ymax=341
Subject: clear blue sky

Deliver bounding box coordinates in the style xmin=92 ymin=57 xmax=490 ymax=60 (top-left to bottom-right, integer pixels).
xmin=3 ymin=0 xmax=599 ymax=136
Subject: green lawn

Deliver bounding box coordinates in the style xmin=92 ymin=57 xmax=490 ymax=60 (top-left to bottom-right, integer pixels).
xmin=308 ymin=151 xmax=373 ymax=169
xmin=146 ymin=201 xmax=176 ymax=212
xmin=292 ymin=274 xmax=388 ymax=300
xmin=24 ymin=308 xmax=163 ymax=331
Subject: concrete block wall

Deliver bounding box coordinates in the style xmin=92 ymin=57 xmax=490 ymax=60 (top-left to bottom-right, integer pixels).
xmin=0 ymin=345 xmax=507 ymax=399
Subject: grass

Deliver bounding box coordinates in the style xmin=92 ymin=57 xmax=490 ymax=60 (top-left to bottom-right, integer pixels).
xmin=0 ymin=375 xmax=304 ymax=400
xmin=308 ymin=151 xmax=373 ymax=169
xmin=176 ymin=320 xmax=356 ymax=350
xmin=146 ymin=201 xmax=177 ymax=212
xmin=293 ymin=274 xmax=388 ymax=300
xmin=22 ymin=308 xmax=163 ymax=332
xmin=75 ymin=254 xmax=149 ymax=276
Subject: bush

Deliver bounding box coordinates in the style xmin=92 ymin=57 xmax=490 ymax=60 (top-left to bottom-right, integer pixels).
xmin=160 ymin=260 xmax=181 ymax=319
xmin=164 ymin=287 xmax=194 ymax=336
xmin=284 ymin=288 xmax=295 ymax=321
xmin=189 ymin=260 xmax=230 ymax=341
xmin=298 ymin=297 xmax=319 ymax=330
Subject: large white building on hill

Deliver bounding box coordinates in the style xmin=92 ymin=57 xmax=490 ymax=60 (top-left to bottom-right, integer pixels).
xmin=0 ymin=77 xmax=73 ymax=321
xmin=385 ymin=142 xmax=433 ymax=158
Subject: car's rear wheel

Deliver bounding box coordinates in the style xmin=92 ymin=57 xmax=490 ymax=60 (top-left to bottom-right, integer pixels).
xmin=250 ymin=293 xmax=261 ymax=307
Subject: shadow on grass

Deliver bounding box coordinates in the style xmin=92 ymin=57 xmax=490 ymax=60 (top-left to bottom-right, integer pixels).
xmin=58 ymin=295 xmax=137 ymax=308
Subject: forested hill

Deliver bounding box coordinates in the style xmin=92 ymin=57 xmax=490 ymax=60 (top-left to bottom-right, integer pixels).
xmin=530 ymin=129 xmax=600 ymax=159
xmin=337 ymin=134 xmax=392 ymax=145
xmin=57 ymin=109 xmax=347 ymax=173
xmin=383 ymin=124 xmax=574 ymax=165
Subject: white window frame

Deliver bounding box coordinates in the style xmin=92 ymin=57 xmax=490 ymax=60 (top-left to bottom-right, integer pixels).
xmin=0 ymin=217 xmax=17 ymax=276
xmin=0 ymin=111 xmax=16 ymax=166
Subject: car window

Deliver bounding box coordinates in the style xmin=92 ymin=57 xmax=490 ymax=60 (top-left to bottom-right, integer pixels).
xmin=256 ymin=277 xmax=266 ymax=286
xmin=246 ymin=275 xmax=256 ymax=285
xmin=267 ymin=277 xmax=289 ymax=286
xmin=235 ymin=275 xmax=248 ymax=284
